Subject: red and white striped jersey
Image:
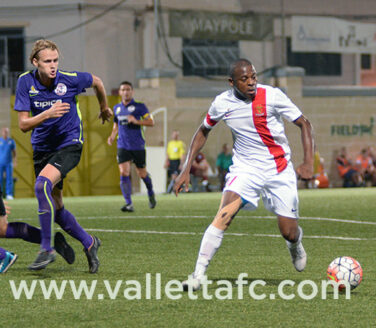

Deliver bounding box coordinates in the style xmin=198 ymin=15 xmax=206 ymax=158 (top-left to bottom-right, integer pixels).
xmin=203 ymin=84 xmax=302 ymax=174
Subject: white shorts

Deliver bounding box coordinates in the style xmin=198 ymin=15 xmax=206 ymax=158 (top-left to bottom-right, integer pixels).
xmin=223 ymin=162 xmax=299 ymax=219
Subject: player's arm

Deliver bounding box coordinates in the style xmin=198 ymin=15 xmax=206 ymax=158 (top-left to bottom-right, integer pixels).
xmin=174 ymin=124 xmax=211 ymax=195
xmin=127 ymin=113 xmax=154 ymax=127
xmin=293 ymin=115 xmax=314 ymax=180
xmin=107 ymin=121 xmax=119 ymax=146
xmin=91 ymin=74 xmax=113 ymax=124
xmin=17 ymin=102 xmax=71 ymax=132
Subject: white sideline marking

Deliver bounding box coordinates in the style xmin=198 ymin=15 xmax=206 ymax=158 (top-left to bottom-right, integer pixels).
xmin=74 ymin=215 xmax=376 ymax=226
xmin=83 ymin=228 xmax=376 ymax=241
xmin=16 ymin=215 xmax=376 ymax=225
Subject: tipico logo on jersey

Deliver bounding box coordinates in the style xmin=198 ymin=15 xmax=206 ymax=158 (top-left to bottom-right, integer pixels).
xmin=54 ymin=83 xmax=67 ymax=96
xmin=34 ymin=99 xmax=62 ymax=109
xmin=254 ymin=104 xmax=266 ymax=117
xmin=29 ymin=85 xmax=39 ymax=97
xmin=127 ymin=105 xmax=135 ymax=113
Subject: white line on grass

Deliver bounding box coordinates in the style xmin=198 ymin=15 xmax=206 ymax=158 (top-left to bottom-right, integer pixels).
xmin=83 ymin=228 xmax=376 ymax=241
xmin=78 ymin=215 xmax=376 ymax=226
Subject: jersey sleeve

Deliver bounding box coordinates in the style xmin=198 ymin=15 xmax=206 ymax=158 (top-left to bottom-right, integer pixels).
xmin=139 ymin=103 xmax=150 ymax=120
xmin=273 ymin=88 xmax=302 ymax=122
xmin=76 ymin=72 xmax=93 ymax=93
xmin=14 ymin=76 xmax=31 ymax=112
xmin=203 ymin=96 xmax=225 ymax=129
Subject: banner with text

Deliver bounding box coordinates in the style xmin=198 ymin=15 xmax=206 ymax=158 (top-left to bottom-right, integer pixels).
xmin=292 ymin=16 xmax=376 ymax=54
xmin=169 ymin=10 xmax=273 ymax=41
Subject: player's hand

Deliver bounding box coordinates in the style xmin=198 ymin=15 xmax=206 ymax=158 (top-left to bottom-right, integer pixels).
xmin=99 ymin=107 xmax=113 ymax=124
xmin=174 ymin=171 xmax=190 ymax=196
xmin=47 ymin=102 xmax=70 ymax=118
xmin=296 ymin=163 xmax=313 ymax=180
xmin=127 ymin=115 xmax=137 ymax=124
xmin=107 ymin=135 xmax=114 ymax=146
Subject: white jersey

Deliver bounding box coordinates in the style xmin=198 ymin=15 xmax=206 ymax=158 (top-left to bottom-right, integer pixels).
xmin=203 ymin=84 xmax=302 ymax=175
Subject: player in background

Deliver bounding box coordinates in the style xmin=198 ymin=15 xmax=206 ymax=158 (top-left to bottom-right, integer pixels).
xmin=165 ymin=130 xmax=186 ymax=193
xmin=14 ymin=39 xmax=112 ymax=272
xmin=107 ymin=81 xmax=156 ymax=212
xmin=174 ymin=59 xmax=314 ymax=291
xmin=0 ymin=127 xmax=17 ymax=199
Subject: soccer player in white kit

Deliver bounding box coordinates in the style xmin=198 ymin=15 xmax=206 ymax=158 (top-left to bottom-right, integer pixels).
xmin=174 ymin=59 xmax=314 ymax=291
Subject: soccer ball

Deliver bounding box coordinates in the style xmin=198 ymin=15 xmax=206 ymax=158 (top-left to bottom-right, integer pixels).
xmin=327 ymin=256 xmax=363 ymax=290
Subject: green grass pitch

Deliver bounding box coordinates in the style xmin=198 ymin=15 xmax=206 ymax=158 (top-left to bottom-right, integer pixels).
xmin=1 ymin=188 xmax=375 ymax=327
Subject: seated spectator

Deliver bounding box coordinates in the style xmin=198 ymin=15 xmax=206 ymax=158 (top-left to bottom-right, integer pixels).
xmin=336 ymin=147 xmax=362 ymax=187
xmin=190 ymin=152 xmax=211 ymax=192
xmin=356 ymin=148 xmax=376 ymax=186
xmin=216 ymin=143 xmax=232 ymax=191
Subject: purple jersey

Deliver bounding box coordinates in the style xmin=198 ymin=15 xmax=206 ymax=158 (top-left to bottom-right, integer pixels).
xmin=14 ymin=69 xmax=93 ymax=152
xmin=113 ymin=99 xmax=150 ymax=150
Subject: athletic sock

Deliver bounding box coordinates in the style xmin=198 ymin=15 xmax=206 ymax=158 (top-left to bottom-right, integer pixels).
xmin=35 ymin=176 xmax=55 ymax=252
xmin=6 ymin=222 xmax=41 ymax=244
xmin=120 ymin=176 xmax=132 ymax=205
xmin=0 ymin=247 xmax=6 ymax=260
xmin=167 ymin=179 xmax=175 ymax=193
xmin=193 ymin=224 xmax=224 ymax=278
xmin=55 ymin=207 xmax=92 ymax=249
xmin=142 ymin=174 xmax=154 ymax=197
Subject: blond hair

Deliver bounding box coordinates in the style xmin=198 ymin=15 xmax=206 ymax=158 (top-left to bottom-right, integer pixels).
xmin=29 ymin=39 xmax=60 ymax=64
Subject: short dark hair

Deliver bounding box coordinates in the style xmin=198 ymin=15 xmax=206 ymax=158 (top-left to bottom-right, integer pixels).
xmin=119 ymin=81 xmax=133 ymax=89
xmin=229 ymin=58 xmax=253 ymax=79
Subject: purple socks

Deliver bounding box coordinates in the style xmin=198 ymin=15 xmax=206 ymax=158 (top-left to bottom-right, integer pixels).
xmin=55 ymin=207 xmax=92 ymax=249
xmin=120 ymin=176 xmax=132 ymax=205
xmin=35 ymin=176 xmax=55 ymax=251
xmin=6 ymin=222 xmax=41 ymax=244
xmin=142 ymin=175 xmax=154 ymax=197
xmin=0 ymin=247 xmax=6 ymax=260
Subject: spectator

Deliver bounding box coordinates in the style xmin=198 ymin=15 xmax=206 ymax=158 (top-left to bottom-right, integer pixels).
xmin=216 ymin=143 xmax=232 ymax=190
xmin=0 ymin=127 xmax=16 ymax=199
xmin=165 ymin=130 xmax=186 ymax=193
xmin=190 ymin=152 xmax=210 ymax=192
xmin=336 ymin=147 xmax=362 ymax=187
xmin=356 ymin=148 xmax=376 ymax=186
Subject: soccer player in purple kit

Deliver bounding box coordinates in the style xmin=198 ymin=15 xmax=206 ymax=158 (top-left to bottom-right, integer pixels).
xmin=107 ymin=81 xmax=156 ymax=212
xmin=14 ymin=39 xmax=113 ymax=272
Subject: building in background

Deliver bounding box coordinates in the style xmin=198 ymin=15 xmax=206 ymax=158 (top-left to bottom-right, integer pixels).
xmin=2 ymin=0 xmax=376 ymax=195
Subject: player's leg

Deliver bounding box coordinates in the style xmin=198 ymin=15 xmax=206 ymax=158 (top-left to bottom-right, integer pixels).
xmin=277 ymin=216 xmax=306 ymax=271
xmin=134 ymin=150 xmax=156 ymax=209
xmin=119 ymin=161 xmax=133 ymax=212
xmin=52 ymin=187 xmax=100 ymax=273
xmin=167 ymin=160 xmax=180 ymax=193
xmin=183 ymin=191 xmax=242 ymax=291
xmin=29 ymin=163 xmax=61 ymax=270
xmin=136 ymin=166 xmax=156 ymax=209
xmin=264 ymin=164 xmax=306 ymax=272
xmin=5 ymin=162 xmax=14 ymax=199
xmin=0 ymin=246 xmax=17 ymax=273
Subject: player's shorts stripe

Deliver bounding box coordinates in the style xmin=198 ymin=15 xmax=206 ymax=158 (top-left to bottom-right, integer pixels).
xmin=205 ymin=113 xmax=218 ymax=127
xmin=252 ymin=87 xmax=287 ymax=173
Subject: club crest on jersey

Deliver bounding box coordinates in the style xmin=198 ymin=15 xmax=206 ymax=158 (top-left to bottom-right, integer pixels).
xmin=254 ymin=104 xmax=266 ymax=117
xmin=29 ymin=85 xmax=39 ymax=97
xmin=54 ymin=83 xmax=67 ymax=96
xmin=127 ymin=105 xmax=135 ymax=113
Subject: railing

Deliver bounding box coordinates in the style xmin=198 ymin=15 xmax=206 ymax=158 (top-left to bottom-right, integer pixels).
xmin=0 ymin=69 xmax=22 ymax=92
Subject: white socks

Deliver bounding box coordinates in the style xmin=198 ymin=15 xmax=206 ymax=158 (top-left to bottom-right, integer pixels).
xmin=193 ymin=224 xmax=224 ymax=278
